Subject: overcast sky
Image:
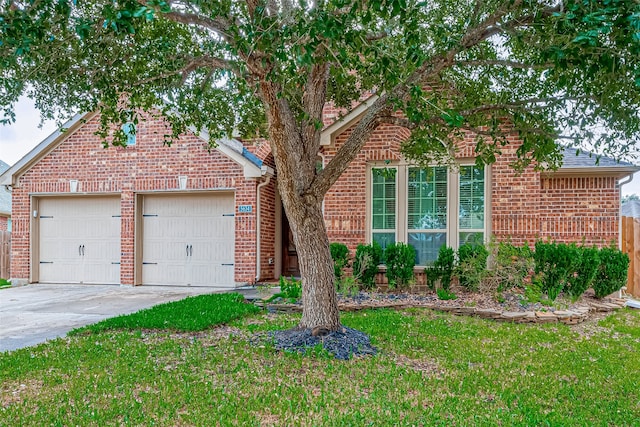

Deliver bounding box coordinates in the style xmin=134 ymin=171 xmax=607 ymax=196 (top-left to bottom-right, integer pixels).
xmin=1 ymin=96 xmax=639 ymax=195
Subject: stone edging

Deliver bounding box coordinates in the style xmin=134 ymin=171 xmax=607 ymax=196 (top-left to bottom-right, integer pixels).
xmin=255 ymin=298 xmax=628 ymax=325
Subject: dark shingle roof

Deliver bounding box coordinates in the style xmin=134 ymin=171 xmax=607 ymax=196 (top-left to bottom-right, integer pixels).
xmin=560 ymin=147 xmax=636 ymax=168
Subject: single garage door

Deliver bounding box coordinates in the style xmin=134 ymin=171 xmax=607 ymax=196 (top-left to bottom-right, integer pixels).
xmin=141 ymin=193 xmax=235 ymax=287
xmin=38 ymin=196 xmax=121 ymax=284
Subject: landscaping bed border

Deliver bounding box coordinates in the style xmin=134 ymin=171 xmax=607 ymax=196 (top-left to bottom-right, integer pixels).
xmin=255 ymin=298 xmax=628 ymax=325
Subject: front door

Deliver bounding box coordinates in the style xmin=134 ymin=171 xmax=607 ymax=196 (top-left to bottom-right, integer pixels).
xmin=282 ymin=214 xmax=300 ymax=277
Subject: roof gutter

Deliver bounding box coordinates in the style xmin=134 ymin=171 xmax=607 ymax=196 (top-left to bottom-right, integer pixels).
xmin=545 ymin=166 xmax=640 ymax=179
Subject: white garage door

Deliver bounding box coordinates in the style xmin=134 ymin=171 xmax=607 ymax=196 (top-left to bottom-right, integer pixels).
xmin=38 ymin=197 xmax=121 ymax=284
xmin=141 ymin=193 xmax=235 ymax=287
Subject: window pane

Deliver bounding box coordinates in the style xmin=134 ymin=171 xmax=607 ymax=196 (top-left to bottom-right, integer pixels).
xmin=373 ymin=233 xmax=395 ymax=251
xmin=122 ymin=122 xmax=136 ymax=146
xmin=459 ymin=232 xmax=484 ymax=246
xmin=459 ymin=165 xmax=485 ymax=230
xmin=408 ymin=166 xmax=447 ymax=231
xmin=408 ymin=232 xmax=447 ymax=265
xmin=371 ymin=168 xmax=396 ymax=232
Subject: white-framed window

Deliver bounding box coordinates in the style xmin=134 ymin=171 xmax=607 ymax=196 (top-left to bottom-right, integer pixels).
xmin=371 ymin=167 xmax=397 ymax=250
xmin=369 ymin=163 xmax=487 ymax=265
xmin=122 ymin=122 xmax=136 ymax=146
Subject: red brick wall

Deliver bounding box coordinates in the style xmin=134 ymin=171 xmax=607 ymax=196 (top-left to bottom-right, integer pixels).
xmin=10 ymin=113 xmax=268 ymax=284
xmin=538 ymin=176 xmax=619 ymax=246
xmin=321 ymin=122 xmax=621 ymax=253
xmin=0 ymin=216 xmax=7 ymax=231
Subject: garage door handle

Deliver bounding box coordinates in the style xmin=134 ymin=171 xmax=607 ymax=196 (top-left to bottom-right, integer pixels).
xmin=82 ymin=245 xmax=85 ymax=256
xmin=189 ymin=245 xmax=193 ymax=256
xmin=79 ymin=245 xmax=82 ymax=256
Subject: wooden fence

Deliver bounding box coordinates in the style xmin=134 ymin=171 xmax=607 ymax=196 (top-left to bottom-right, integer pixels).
xmin=0 ymin=231 xmax=9 ymax=280
xmin=622 ymin=216 xmax=640 ymax=297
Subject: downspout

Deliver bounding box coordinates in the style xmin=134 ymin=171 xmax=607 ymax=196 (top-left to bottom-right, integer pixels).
xmin=617 ymin=173 xmax=634 ymax=298
xmin=255 ymin=166 xmax=275 ymax=283
xmin=618 ymin=174 xmax=634 ymax=250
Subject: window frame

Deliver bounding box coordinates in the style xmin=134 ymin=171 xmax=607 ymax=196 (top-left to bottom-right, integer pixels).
xmin=367 ymin=161 xmax=489 ymax=266
xmin=370 ymin=166 xmax=399 ymax=250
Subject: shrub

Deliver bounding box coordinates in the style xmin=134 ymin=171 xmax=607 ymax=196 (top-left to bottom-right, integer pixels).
xmin=336 ymin=276 xmax=359 ymax=297
xmin=384 ymin=242 xmax=416 ymax=289
xmin=426 ymin=246 xmax=455 ymax=290
xmin=565 ymin=246 xmax=600 ymax=300
xmin=437 ymin=287 xmax=457 ymax=300
xmin=353 ymin=241 xmax=383 ymax=289
xmin=455 ymin=243 xmax=489 ymax=291
xmin=486 ymin=241 xmax=534 ymax=291
xmin=278 ymin=276 xmax=302 ymax=301
xmin=330 ymin=242 xmax=350 ymax=280
xmin=534 ymin=241 xmax=581 ymax=301
xmin=593 ymin=247 xmax=629 ymax=298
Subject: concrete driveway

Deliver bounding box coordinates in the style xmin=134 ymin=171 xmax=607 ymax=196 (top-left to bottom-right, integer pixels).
xmin=0 ymin=284 xmax=230 ymax=352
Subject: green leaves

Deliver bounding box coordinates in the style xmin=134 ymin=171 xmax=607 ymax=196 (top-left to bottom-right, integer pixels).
xmin=0 ymin=0 xmax=639 ymax=169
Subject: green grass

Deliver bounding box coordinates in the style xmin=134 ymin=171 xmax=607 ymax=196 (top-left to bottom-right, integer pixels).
xmin=0 ymin=278 xmax=11 ymax=289
xmin=69 ymin=293 xmax=260 ymax=335
xmin=2 ymin=301 xmax=640 ymax=425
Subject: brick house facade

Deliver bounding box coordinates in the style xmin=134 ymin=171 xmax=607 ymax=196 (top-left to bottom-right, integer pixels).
xmin=1 ymin=112 xmax=278 ymax=286
xmin=1 ymin=105 xmax=637 ymax=287
xmin=321 ymin=104 xmax=638 ymax=269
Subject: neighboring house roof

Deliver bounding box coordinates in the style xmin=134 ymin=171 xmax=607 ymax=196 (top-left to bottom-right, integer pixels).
xmin=0 ymin=112 xmax=267 ymax=187
xmin=0 ymin=160 xmax=10 ymax=216
xmin=622 ymin=199 xmax=640 ymax=218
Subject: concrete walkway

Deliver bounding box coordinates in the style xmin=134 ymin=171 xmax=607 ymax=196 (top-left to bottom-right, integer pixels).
xmin=0 ymin=284 xmax=238 ymax=352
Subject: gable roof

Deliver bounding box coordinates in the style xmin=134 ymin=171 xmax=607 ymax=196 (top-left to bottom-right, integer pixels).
xmin=0 ymin=160 xmax=10 ymax=215
xmin=0 ymin=112 xmax=265 ymax=187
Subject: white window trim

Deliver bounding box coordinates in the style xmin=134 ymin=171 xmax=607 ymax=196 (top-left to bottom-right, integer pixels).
xmin=370 ymin=166 xmax=399 ymax=241
xmin=367 ymin=161 xmax=489 ymax=265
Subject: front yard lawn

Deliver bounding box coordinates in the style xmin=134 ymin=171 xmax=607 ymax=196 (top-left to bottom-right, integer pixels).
xmin=1 ymin=298 xmax=639 ymax=425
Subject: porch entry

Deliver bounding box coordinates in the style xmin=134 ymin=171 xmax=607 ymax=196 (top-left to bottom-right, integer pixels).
xmin=281 ymin=213 xmax=300 ymax=278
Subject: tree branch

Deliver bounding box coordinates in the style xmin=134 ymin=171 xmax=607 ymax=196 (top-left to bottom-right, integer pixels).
xmin=134 ymin=56 xmax=240 ymax=86
xmin=313 ymin=0 xmax=565 ymax=197
xmin=455 ymin=59 xmax=554 ymax=69
xmin=144 ymin=2 xmax=233 ymax=40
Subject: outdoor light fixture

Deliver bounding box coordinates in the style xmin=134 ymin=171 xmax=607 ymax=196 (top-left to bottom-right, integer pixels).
xmin=178 ymin=176 xmax=188 ymax=190
xmin=69 ymin=180 xmax=79 ymax=193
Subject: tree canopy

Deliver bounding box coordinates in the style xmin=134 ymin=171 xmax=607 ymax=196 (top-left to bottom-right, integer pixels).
xmin=2 ymin=0 xmax=639 ymax=167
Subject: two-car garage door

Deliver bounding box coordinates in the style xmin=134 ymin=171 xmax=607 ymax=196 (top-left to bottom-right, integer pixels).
xmin=36 ymin=193 xmax=235 ymax=287
xmin=141 ymin=193 xmax=235 ymax=287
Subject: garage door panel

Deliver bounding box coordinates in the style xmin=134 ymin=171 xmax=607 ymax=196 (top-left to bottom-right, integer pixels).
xmin=38 ymin=197 xmax=121 ymax=284
xmin=142 ymin=193 xmax=235 ymax=287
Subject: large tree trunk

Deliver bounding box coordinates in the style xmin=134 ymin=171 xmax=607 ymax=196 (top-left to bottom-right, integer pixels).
xmin=279 ymin=186 xmax=341 ymax=330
